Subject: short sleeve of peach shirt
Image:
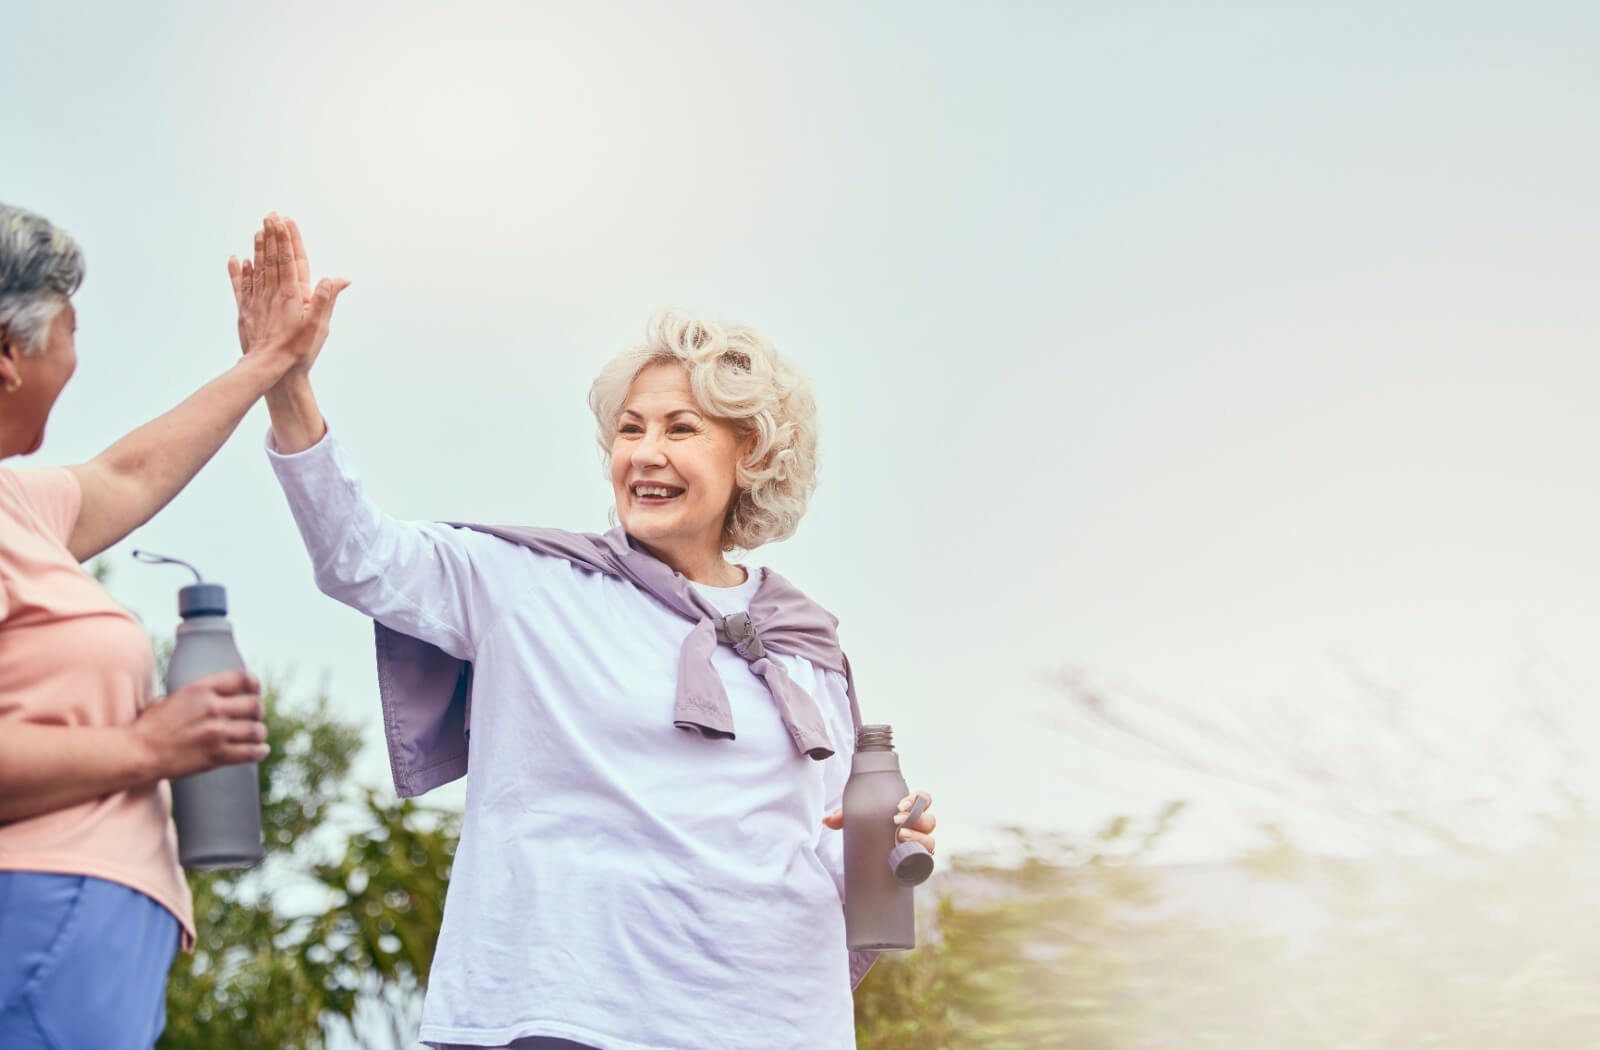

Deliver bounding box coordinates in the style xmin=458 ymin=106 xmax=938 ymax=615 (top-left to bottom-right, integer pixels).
xmin=0 ymin=465 xmax=195 ymax=946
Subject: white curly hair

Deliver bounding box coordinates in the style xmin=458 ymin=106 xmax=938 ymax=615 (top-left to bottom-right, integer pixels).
xmin=589 ymin=309 xmax=819 ymax=552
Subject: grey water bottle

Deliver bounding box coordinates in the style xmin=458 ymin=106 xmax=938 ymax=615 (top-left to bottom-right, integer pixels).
xmin=136 ymin=551 xmax=265 ymax=871
xmin=843 ymin=724 xmax=933 ymax=951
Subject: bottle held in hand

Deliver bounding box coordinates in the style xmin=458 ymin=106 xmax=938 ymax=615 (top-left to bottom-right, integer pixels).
xmin=136 ymin=551 xmax=265 ymax=871
xmin=843 ymin=724 xmax=933 ymax=951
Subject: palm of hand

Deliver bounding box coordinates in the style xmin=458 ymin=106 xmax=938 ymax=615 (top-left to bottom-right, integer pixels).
xmin=228 ymin=214 xmax=347 ymax=375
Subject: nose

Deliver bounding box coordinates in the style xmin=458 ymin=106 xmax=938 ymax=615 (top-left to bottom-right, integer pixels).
xmin=631 ymin=427 xmax=668 ymax=469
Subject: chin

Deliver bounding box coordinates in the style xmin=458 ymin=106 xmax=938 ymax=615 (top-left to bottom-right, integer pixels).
xmin=623 ymin=520 xmax=675 ymax=546
xmin=622 ymin=513 xmax=703 ymax=553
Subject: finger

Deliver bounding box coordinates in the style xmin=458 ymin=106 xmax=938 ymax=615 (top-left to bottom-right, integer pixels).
xmin=313 ymin=272 xmax=348 ymax=305
xmin=287 ymin=217 xmax=311 ymax=298
xmin=227 ymin=256 xmax=244 ymax=306
xmin=894 ymin=808 xmax=937 ymax=834
xmin=212 ymin=693 xmax=267 ymax=723
xmin=310 ymin=277 xmax=351 ymax=327
xmin=266 ymin=216 xmax=286 ymax=294
xmin=897 ymin=828 xmax=935 ymax=854
xmin=196 ymin=669 xmax=262 ymax=696
xmin=276 ymin=218 xmax=298 ymax=297
xmin=897 ymin=791 xmax=932 ymax=812
xmin=215 ymin=715 xmax=269 ymax=743
xmin=199 ymin=694 xmax=264 ymax=725
xmin=820 ymin=807 xmax=843 ymax=830
xmin=221 ymin=741 xmax=271 ymax=765
xmin=253 ymin=228 xmax=266 ymax=290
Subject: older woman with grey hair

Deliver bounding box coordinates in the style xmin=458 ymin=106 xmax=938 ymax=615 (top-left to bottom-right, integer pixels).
xmin=0 ymin=204 xmax=347 ymax=1050
xmin=256 ymin=251 xmax=938 ymax=1047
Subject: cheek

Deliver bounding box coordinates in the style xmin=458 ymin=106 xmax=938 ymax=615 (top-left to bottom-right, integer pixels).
xmin=608 ymin=444 xmax=628 ymax=486
xmin=42 ymin=360 xmax=74 ymax=406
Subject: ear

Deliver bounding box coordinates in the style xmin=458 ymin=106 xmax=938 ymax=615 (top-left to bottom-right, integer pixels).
xmin=0 ymin=327 xmax=20 ymax=391
xmin=741 ymin=432 xmax=769 ymax=472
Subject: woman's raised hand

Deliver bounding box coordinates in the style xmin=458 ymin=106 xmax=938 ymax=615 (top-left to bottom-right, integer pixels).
xmin=227 ymin=214 xmax=349 ymax=377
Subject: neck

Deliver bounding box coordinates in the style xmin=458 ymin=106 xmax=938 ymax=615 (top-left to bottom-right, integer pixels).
xmin=634 ymin=536 xmax=746 ymax=587
xmin=0 ymin=421 xmax=29 ymax=460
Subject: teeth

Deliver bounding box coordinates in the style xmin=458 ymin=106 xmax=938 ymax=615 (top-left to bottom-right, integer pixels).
xmin=635 ymin=485 xmax=680 ymax=498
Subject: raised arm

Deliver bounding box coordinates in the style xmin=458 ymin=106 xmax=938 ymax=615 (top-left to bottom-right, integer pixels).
xmin=264 ymin=371 xmax=325 ymax=454
xmin=250 ymin=218 xmax=507 ymax=656
xmin=266 ymin=424 xmax=506 ymax=661
xmin=64 ymin=215 xmax=348 ymax=561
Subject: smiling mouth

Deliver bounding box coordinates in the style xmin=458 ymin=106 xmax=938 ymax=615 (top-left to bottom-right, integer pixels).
xmin=631 ymin=483 xmax=685 ymax=503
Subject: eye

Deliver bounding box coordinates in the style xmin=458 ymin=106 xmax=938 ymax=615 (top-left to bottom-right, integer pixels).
xmin=671 ymin=423 xmax=697 ymax=434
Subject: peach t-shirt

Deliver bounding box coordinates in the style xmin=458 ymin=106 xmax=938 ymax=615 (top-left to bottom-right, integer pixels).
xmin=0 ymin=464 xmax=194 ymax=945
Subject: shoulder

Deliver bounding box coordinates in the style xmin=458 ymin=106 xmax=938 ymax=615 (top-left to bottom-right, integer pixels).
xmin=755 ymin=565 xmax=835 ymax=608
xmin=438 ymin=524 xmax=627 ymax=595
xmin=0 ymin=465 xmax=82 ymax=544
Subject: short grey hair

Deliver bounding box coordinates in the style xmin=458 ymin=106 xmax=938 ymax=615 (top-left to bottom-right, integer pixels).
xmin=590 ymin=309 xmax=820 ymax=552
xmin=0 ymin=203 xmax=85 ymax=355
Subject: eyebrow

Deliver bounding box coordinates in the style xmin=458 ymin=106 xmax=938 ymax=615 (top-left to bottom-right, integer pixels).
xmin=619 ymin=408 xmax=703 ymax=420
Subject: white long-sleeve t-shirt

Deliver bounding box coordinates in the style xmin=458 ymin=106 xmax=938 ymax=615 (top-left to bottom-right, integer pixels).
xmin=267 ymin=430 xmax=858 ymax=1050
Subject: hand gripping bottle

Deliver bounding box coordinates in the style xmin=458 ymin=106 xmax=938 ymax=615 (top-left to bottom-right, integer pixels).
xmin=135 ymin=551 xmax=265 ymax=871
xmin=843 ymin=724 xmax=934 ymax=951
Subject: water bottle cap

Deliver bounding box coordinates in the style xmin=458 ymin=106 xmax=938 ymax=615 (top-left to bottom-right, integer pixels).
xmin=178 ymin=582 xmax=228 ymax=617
xmin=889 ymin=840 xmax=934 ymax=886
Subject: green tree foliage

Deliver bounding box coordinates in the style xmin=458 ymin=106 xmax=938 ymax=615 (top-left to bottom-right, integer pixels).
xmin=158 ymin=682 xmax=458 ymax=1050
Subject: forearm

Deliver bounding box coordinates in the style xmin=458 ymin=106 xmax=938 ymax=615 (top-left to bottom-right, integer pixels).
xmin=68 ymin=353 xmax=294 ymax=560
xmin=268 ymin=429 xmax=485 ymax=660
xmin=0 ymin=723 xmax=157 ymax=824
xmin=100 ymin=352 xmax=290 ymax=494
xmin=264 ymin=371 xmax=326 ymax=454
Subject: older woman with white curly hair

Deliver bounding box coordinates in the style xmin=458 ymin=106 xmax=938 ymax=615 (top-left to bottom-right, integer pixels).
xmin=252 ymin=229 xmax=937 ymax=1050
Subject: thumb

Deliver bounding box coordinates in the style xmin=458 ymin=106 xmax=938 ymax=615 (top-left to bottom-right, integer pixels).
xmin=311 ymin=277 xmax=352 ymax=325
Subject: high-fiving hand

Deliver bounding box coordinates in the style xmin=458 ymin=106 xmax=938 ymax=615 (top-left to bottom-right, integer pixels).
xmin=227 ymin=214 xmax=349 ymax=377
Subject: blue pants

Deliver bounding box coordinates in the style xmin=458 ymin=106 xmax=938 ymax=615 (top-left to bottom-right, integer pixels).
xmin=0 ymin=872 xmax=179 ymax=1050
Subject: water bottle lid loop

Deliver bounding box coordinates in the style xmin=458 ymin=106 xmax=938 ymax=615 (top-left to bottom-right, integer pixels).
xmin=131 ymin=549 xmax=204 ymax=582
xmin=133 ymin=550 xmax=227 ymax=616
xmin=888 ymin=792 xmax=934 ymax=886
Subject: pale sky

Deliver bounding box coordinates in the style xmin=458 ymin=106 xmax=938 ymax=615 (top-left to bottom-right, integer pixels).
xmin=6 ymin=1 xmax=1600 ymax=863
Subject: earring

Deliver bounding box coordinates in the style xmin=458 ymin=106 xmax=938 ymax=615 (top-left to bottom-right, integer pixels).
xmin=2 ymin=377 xmax=19 ymax=393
